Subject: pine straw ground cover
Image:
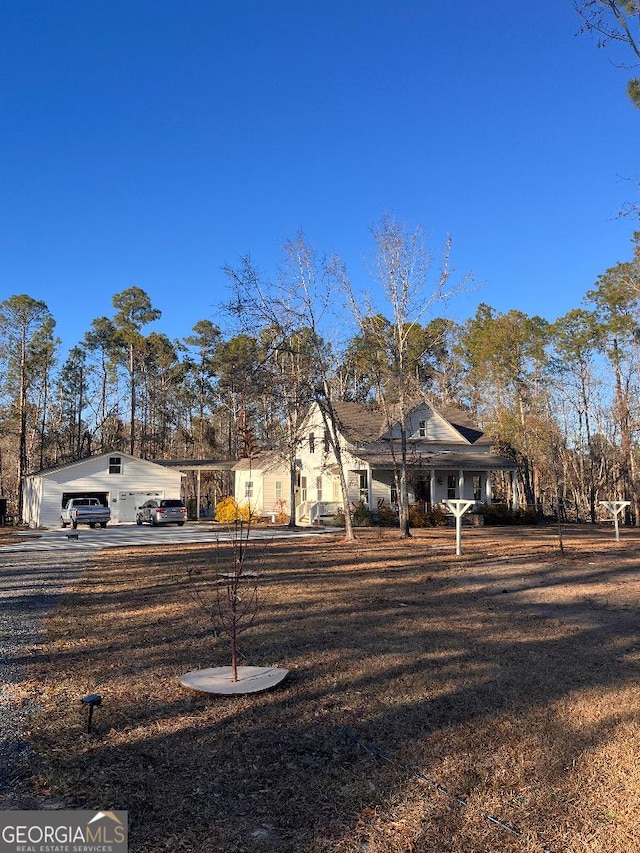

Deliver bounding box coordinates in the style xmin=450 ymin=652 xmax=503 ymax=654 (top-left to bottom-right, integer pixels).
xmin=17 ymin=525 xmax=640 ymax=852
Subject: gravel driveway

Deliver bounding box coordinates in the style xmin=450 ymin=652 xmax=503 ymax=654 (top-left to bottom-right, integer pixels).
xmin=0 ymin=550 xmax=84 ymax=808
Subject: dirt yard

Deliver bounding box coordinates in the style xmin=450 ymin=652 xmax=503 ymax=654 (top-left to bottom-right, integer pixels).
xmin=11 ymin=524 xmax=640 ymax=852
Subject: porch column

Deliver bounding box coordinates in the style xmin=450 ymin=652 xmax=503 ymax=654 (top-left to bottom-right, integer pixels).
xmin=511 ymin=470 xmax=519 ymax=511
xmin=367 ymin=463 xmax=373 ymax=509
xmin=196 ymin=469 xmax=201 ymax=521
xmin=485 ymin=472 xmax=492 ymax=504
xmin=430 ymin=468 xmax=436 ymax=503
xmin=458 ymin=469 xmax=464 ymax=500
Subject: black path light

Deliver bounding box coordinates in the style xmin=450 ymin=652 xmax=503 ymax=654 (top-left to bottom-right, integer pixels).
xmin=80 ymin=693 xmax=102 ymax=733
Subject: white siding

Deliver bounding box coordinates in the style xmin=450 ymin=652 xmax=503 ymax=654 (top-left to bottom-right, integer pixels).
xmin=262 ymin=473 xmax=291 ymax=517
xmin=234 ymin=459 xmax=291 ymax=517
xmin=347 ymin=470 xmax=361 ymax=503
xmin=234 ymin=469 xmax=265 ymax=515
xmin=371 ymin=472 xmax=394 ymax=507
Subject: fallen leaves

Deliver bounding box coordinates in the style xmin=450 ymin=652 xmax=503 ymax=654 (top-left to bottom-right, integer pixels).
xmin=17 ymin=526 xmax=640 ymax=852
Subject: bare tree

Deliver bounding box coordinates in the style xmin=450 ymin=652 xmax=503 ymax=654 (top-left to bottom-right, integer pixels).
xmin=187 ymin=519 xmax=259 ymax=683
xmin=224 ymin=239 xmax=357 ymax=539
xmin=575 ymin=0 xmax=640 ymax=107
xmin=277 ymin=235 xmax=356 ymax=541
xmin=342 ymin=214 xmax=467 ymax=537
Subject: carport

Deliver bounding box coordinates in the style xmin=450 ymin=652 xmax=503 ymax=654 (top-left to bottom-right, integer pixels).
xmin=157 ymin=460 xmax=235 ymax=520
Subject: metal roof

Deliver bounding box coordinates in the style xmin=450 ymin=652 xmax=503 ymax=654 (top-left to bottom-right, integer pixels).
xmin=354 ymin=447 xmax=518 ymax=470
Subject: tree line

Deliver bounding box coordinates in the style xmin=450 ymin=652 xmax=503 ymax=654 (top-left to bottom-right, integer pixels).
xmin=1 ymin=222 xmax=640 ymax=527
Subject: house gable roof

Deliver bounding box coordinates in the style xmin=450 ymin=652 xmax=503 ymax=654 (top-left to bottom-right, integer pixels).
xmin=330 ymin=401 xmax=389 ymax=444
xmin=329 ymin=399 xmax=489 ymax=447
xmin=233 ymin=452 xmax=288 ymax=474
xmin=431 ymin=403 xmax=488 ymax=445
xmin=27 ymin=451 xmax=183 ymax=479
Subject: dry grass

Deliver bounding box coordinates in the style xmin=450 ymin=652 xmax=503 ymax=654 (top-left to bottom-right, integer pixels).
xmin=18 ymin=525 xmax=640 ymax=852
xmin=0 ymin=525 xmax=30 ymax=545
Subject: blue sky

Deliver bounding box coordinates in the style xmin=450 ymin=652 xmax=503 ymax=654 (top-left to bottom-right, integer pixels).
xmin=1 ymin=1 xmax=638 ymax=356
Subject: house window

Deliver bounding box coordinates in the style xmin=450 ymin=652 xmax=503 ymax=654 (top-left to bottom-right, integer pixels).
xmin=309 ymin=432 xmax=315 ymax=453
xmin=447 ymin=475 xmax=457 ymax=499
xmin=109 ymin=456 xmax=122 ymax=474
xmin=390 ymin=486 xmax=398 ymax=506
xmin=418 ymin=420 xmax=427 ymax=438
xmin=324 ymin=429 xmax=330 ymax=452
xmin=275 ymin=481 xmax=282 ymax=500
xmin=244 ymin=480 xmax=253 ymax=499
xmin=316 ymin=476 xmax=323 ymax=501
xmin=358 ymin=471 xmax=368 ymax=503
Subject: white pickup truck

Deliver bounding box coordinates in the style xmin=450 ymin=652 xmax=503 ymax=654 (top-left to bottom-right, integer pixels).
xmin=60 ymin=498 xmax=111 ymax=529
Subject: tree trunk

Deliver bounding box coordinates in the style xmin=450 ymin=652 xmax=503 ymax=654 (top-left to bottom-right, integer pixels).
xmin=315 ymin=386 xmax=355 ymax=542
xmin=288 ymin=462 xmax=298 ymax=528
xmin=398 ymin=421 xmax=411 ymax=537
xmin=129 ymin=342 xmax=136 ymax=456
xmin=16 ymin=332 xmax=28 ymax=521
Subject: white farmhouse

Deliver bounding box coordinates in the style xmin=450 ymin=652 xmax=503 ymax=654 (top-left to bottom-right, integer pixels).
xmin=234 ymin=400 xmax=519 ymax=524
xmin=22 ymin=452 xmax=184 ymax=528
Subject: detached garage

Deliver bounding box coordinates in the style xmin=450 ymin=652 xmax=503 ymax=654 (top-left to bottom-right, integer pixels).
xmin=22 ymin=452 xmax=185 ymax=528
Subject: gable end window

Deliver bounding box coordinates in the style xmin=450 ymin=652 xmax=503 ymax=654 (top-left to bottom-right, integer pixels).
xmin=309 ymin=432 xmax=315 ymax=453
xmin=109 ymin=456 xmax=122 ymax=474
xmin=418 ymin=420 xmax=427 ymax=438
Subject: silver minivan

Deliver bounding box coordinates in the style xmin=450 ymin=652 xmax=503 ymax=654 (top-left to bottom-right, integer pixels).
xmin=136 ymin=499 xmax=187 ymax=526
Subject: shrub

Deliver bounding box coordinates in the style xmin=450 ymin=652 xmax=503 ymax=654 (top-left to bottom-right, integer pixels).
xmin=215 ymin=497 xmax=259 ymax=523
xmin=331 ymin=502 xmax=376 ymax=527
xmin=376 ymin=500 xmax=398 ymax=526
xmin=352 ymin=501 xmax=375 ymax=527
xmin=407 ymin=503 xmax=449 ymax=528
xmin=425 ymin=504 xmax=448 ymax=526
xmin=408 ymin=504 xmax=429 ymax=528
xmin=475 ymin=502 xmax=538 ymax=526
xmin=273 ymin=498 xmax=289 ymax=524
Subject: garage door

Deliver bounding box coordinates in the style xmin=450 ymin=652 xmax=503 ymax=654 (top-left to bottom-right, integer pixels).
xmin=113 ymin=490 xmax=163 ymax=523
